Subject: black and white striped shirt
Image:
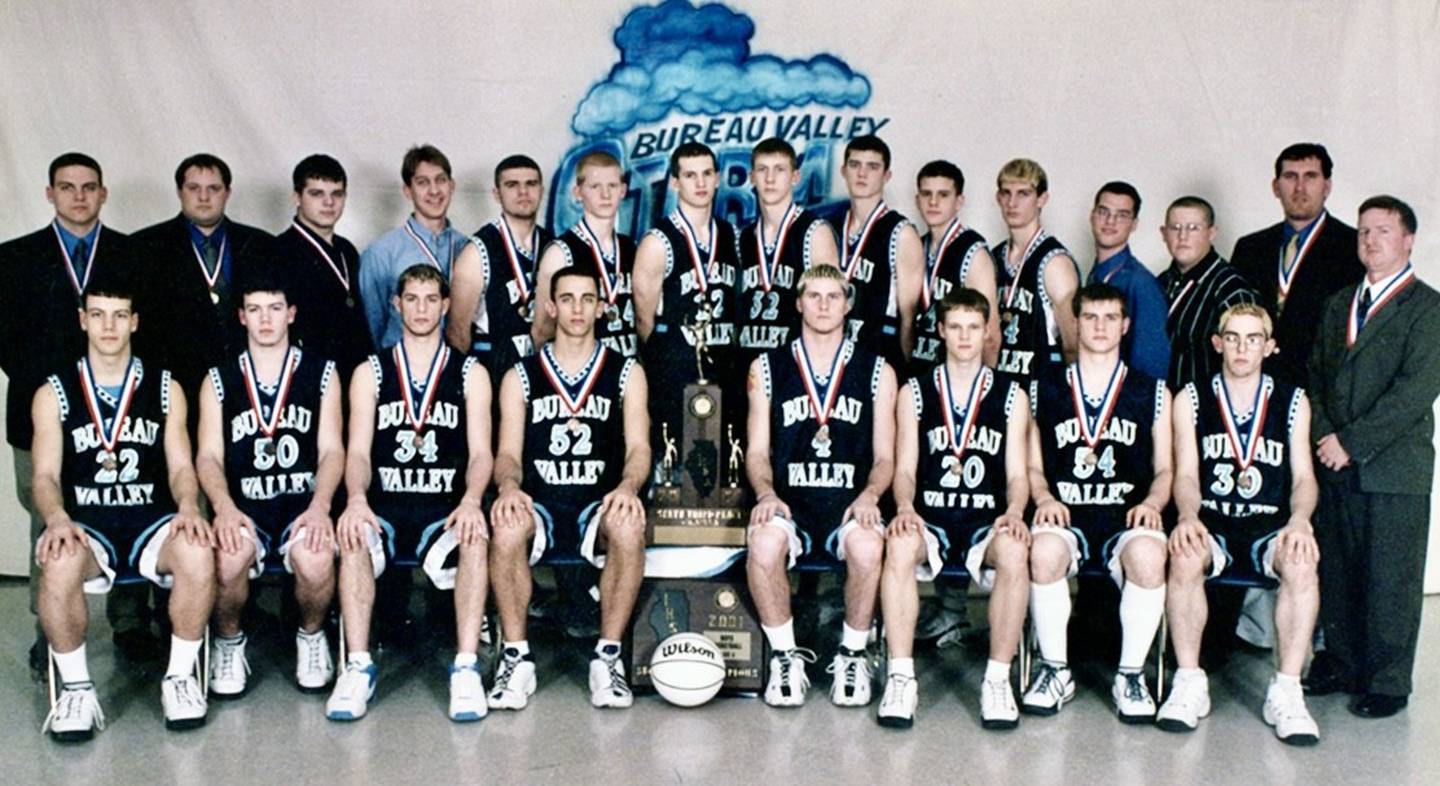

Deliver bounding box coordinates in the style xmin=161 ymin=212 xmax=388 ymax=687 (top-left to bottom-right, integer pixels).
xmin=1159 ymin=249 xmax=1258 ymax=391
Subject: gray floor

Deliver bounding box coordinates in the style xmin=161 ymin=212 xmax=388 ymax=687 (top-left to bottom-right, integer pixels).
xmin=4 ymin=580 xmax=1437 ymax=785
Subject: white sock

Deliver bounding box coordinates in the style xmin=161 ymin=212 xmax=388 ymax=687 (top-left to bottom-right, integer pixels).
xmin=1118 ymin=582 xmax=1166 ymax=671
xmin=52 ymin=644 xmax=91 ymax=685
xmin=888 ymin=658 xmax=914 ymax=679
xmin=763 ymin=619 xmax=796 ymax=651
xmin=1274 ymin=671 xmax=1300 ymax=687
xmin=595 ymin=638 xmax=622 ymax=658
xmin=840 ymin=622 xmax=869 ymax=652
xmin=348 ymin=651 xmax=373 ymax=668
xmin=297 ymin=627 xmax=324 ymax=641
xmin=166 ymin=635 xmax=203 ymax=677
xmin=503 ymin=640 xmax=531 ymax=658
xmin=984 ymin=659 xmax=1010 ymax=683
xmin=454 ymin=652 xmax=478 ymax=668
xmin=1029 ymin=579 xmax=1071 ymax=665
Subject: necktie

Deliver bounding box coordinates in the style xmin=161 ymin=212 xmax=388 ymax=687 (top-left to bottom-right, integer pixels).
xmin=71 ymin=238 xmax=90 ymax=282
xmin=200 ymin=237 xmax=220 ymax=277
xmin=1356 ymin=286 xmax=1373 ymax=334
xmin=1281 ymin=233 xmax=1299 ymax=276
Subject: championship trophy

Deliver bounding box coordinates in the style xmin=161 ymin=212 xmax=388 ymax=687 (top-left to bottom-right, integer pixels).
xmin=632 ymin=305 xmax=764 ymax=694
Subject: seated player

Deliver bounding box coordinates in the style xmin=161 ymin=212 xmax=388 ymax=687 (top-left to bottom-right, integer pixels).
xmin=196 ymin=275 xmax=344 ymax=697
xmin=878 ymin=288 xmax=1030 ymax=729
xmin=488 ymin=267 xmax=651 ymax=710
xmin=1160 ymin=304 xmax=1321 ymax=744
xmin=327 ymin=265 xmax=493 ymax=722
xmin=32 ymin=278 xmax=216 ymax=740
xmin=1024 ymin=283 xmax=1172 ymax=722
xmin=746 ymin=264 xmax=899 ymax=708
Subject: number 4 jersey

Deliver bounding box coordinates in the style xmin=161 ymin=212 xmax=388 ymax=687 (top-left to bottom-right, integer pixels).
xmin=210 ymin=347 xmax=334 ymax=529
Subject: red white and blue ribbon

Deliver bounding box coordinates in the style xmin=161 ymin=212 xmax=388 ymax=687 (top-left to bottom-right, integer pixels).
xmin=793 ymin=338 xmax=850 ymax=428
xmin=1347 ymin=263 xmax=1415 ymax=347
xmin=840 ymin=201 xmax=888 ymax=281
xmin=52 ymin=221 xmax=101 ymax=296
xmin=937 ymin=364 xmax=991 ymax=462
xmin=402 ymin=219 xmax=447 ymax=271
xmin=497 ymin=216 xmax=540 ymax=307
xmin=574 ymin=219 xmax=621 ymax=308
xmin=674 ymin=211 xmax=718 ymax=294
xmin=240 ymin=347 xmax=300 ymax=443
xmin=1277 ymin=212 xmax=1327 ymax=302
xmin=77 ymin=357 xmax=140 ymax=457
xmin=1069 ymin=360 xmax=1127 ymax=453
xmin=538 ymin=343 xmax=607 ymax=418
xmin=394 ymin=342 xmax=449 ymax=434
xmin=1215 ymin=373 xmax=1272 ymax=475
xmin=755 ymin=203 xmax=800 ymax=293
xmin=292 ymin=220 xmax=352 ymax=294
xmin=1002 ymin=227 xmax=1046 ymax=311
xmin=922 ymin=218 xmax=966 ymax=309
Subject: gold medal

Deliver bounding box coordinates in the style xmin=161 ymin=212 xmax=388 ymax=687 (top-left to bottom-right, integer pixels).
xmin=101 ymin=452 xmax=118 ymax=472
xmin=567 ymin=418 xmax=581 ymax=432
xmin=412 ymin=433 xmax=425 ymax=448
xmin=1085 ymin=449 xmax=1099 ymax=467
xmin=816 ymin=424 xmax=831 ymax=445
xmin=604 ymin=304 xmax=619 ymax=323
xmin=949 ymin=462 xmax=964 ymax=476
xmin=210 ymin=290 xmax=220 ymax=305
xmin=262 ymin=441 xmax=277 ymax=458
xmin=1238 ymin=474 xmax=1253 ymax=491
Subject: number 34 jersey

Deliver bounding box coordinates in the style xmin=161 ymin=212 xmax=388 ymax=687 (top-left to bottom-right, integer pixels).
xmin=210 ymin=348 xmax=334 ymax=527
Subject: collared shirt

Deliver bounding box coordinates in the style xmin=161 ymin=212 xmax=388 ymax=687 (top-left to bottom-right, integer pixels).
xmin=1358 ymin=263 xmax=1409 ymax=304
xmin=186 ymin=217 xmax=231 ymax=284
xmin=1088 ymin=245 xmax=1171 ymax=381
xmin=53 ymin=220 xmax=100 ymax=277
xmin=1280 ymin=211 xmax=1325 ymax=255
xmin=1159 ymin=249 xmax=1258 ymax=391
xmin=358 ymin=215 xmax=468 ymax=349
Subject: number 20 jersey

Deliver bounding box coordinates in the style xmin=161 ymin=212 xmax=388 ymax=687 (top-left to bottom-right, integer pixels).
xmin=367 ymin=348 xmax=474 ymax=525
xmin=210 ymin=349 xmax=333 ymax=528
xmin=911 ymin=367 xmax=1017 ymax=528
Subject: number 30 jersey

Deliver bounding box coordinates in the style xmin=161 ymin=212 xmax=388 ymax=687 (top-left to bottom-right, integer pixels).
xmin=210 ymin=348 xmax=333 ymax=527
xmin=367 ymin=345 xmax=474 ymax=525
xmin=515 ymin=343 xmax=634 ymax=509
xmin=1187 ymin=373 xmax=1300 ymax=519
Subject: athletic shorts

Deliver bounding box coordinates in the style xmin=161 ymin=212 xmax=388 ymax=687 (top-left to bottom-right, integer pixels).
xmin=1032 ymin=512 xmax=1167 ymax=588
xmin=915 ymin=510 xmax=1010 ymax=590
xmin=1201 ymin=514 xmax=1286 ymax=582
xmin=749 ymin=511 xmax=884 ymax=570
xmin=39 ymin=513 xmax=178 ymax=594
xmin=358 ymin=515 xmax=480 ymax=590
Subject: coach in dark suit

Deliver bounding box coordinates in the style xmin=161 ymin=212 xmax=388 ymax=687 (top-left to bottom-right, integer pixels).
xmin=1232 ymin=143 xmax=1363 ymax=389
xmin=132 ymin=153 xmax=274 ymax=401
xmin=1305 ymin=195 xmax=1440 ymax=718
xmin=0 ymin=152 xmax=132 ymax=664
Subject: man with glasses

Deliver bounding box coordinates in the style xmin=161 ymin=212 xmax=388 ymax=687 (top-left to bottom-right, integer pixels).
xmin=1158 ymin=197 xmax=1257 ymax=391
xmin=1087 ymin=182 xmax=1168 ymax=381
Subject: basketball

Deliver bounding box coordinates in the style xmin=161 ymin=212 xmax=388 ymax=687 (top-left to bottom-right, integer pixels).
xmin=649 ymin=633 xmax=726 ymax=707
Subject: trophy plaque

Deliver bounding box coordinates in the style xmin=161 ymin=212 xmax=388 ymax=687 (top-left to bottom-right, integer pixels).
xmin=647 ymin=311 xmax=747 ymax=547
xmin=628 ymin=578 xmax=767 ymax=694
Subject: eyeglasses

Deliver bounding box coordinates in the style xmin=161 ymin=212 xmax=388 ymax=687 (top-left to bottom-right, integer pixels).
xmin=1093 ymin=206 xmax=1134 ymax=223
xmin=1166 ymin=222 xmax=1209 ymax=235
xmin=1220 ymin=332 xmax=1267 ymax=349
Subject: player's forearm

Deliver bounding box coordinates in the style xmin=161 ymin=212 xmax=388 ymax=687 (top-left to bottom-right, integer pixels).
xmin=1172 ymin=474 xmax=1203 ymax=520
xmin=1288 ymin=479 xmax=1318 ymax=523
xmin=1004 ymin=475 xmax=1029 ymax=520
xmin=195 ymin=455 xmax=237 ymax=513
xmin=1141 ymin=468 xmax=1172 ymax=511
xmin=891 ymin=470 xmax=917 ymax=512
xmin=493 ymin=453 xmax=524 ymax=494
xmin=169 ymin=467 xmax=204 ymax=514
xmin=344 ymin=457 xmax=372 ymax=503
xmin=33 ymin=477 xmax=69 ymax=526
xmin=746 ymin=453 xmax=776 ymax=498
xmin=861 ymin=456 xmax=894 ymax=502
xmin=462 ymin=454 xmax=493 ymax=506
xmin=1028 ymin=468 xmax=1057 ymax=506
xmin=617 ymin=445 xmax=651 ymax=496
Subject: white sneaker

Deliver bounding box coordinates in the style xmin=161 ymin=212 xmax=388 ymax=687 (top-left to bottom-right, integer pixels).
xmin=449 ymin=663 xmax=488 ymax=722
xmin=1021 ymin=662 xmax=1076 ymax=716
xmin=589 ymin=652 xmax=633 ymax=709
xmin=764 ymin=648 xmax=816 ymax=707
xmin=828 ymin=647 xmax=874 ymax=707
xmin=1113 ymin=670 xmax=1157 ymax=724
xmin=487 ymin=648 xmax=537 ymax=710
xmin=980 ymin=678 xmax=1020 ymax=730
xmin=1156 ymin=670 xmax=1211 ymax=732
xmin=295 ymin=629 xmax=335 ymax=693
xmin=325 ymin=662 xmax=378 ymax=721
xmin=43 ymin=682 xmax=105 ymax=742
xmin=876 ymin=673 xmax=917 ymax=728
xmin=209 ymin=635 xmax=251 ymax=698
xmin=161 ymin=674 xmax=208 ymax=731
xmin=1264 ymin=677 xmax=1320 ymax=746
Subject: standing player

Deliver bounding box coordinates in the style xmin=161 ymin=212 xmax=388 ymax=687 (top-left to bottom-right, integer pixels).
xmin=32 ymin=278 xmax=216 ymax=739
xmin=488 ymin=267 xmax=651 ymax=710
xmin=326 ymin=265 xmax=493 ymax=722
xmin=447 ymin=154 xmax=555 ymax=380
xmin=746 ymin=265 xmax=898 ymax=708
xmin=195 ymin=276 xmax=344 ymax=698
xmin=993 ymin=159 xmax=1080 ymax=385
xmin=532 ymin=151 xmax=637 ymax=358
xmin=910 ymin=160 xmax=999 ymax=374
xmin=634 ymin=142 xmax=739 ymax=450
xmin=827 ymin=135 xmax=923 ymax=368
xmin=878 ymin=288 xmax=1030 ymax=729
xmin=1160 ymin=304 xmax=1320 ymax=743
xmin=1023 ymin=283 xmax=1172 ymax=722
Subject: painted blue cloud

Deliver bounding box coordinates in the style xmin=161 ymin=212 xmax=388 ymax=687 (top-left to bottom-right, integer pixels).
xmin=572 ymin=0 xmax=871 ymax=138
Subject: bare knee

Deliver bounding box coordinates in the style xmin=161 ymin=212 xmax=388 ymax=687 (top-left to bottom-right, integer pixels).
xmin=883 ymin=531 xmax=924 ymax=575
xmin=168 ymin=538 xmax=216 ymax=584
xmin=490 ymin=523 xmax=531 ymax=557
xmin=289 ymin=541 xmax=334 ymax=586
xmin=747 ymin=525 xmax=790 ymax=572
xmin=844 ymin=528 xmax=883 ymax=574
xmin=39 ymin=551 xmax=88 ymax=592
xmin=600 ymin=515 xmax=644 ymax=554
xmin=1029 ymin=533 xmax=1070 ymax=583
xmin=988 ymin=533 xmax=1029 ymax=579
xmin=1166 ymin=548 xmax=1209 ymax=589
xmin=1276 ymin=555 xmax=1318 ymax=592
xmin=216 ymin=546 xmax=254 ymax=586
xmin=1121 ymin=537 xmax=1167 ymax=588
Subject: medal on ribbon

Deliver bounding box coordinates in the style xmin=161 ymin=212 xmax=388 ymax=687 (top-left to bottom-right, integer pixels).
xmin=756 ymin=203 xmax=800 ymax=293
xmin=937 ymin=364 xmax=991 ymax=475
xmin=538 ymin=343 xmax=606 ymax=432
xmin=292 ymin=220 xmax=354 ymax=307
xmin=1215 ymin=374 xmax=1272 ymax=491
xmin=240 ymin=347 xmax=300 ymax=458
xmin=1069 ymin=361 xmax=1127 ymax=466
xmin=840 ymin=201 xmax=888 ymax=281
xmin=402 ymin=219 xmax=448 ymax=271
xmin=1276 ymin=212 xmax=1327 ymax=313
xmin=793 ymin=338 xmax=850 ymax=448
xmin=497 ymin=217 xmax=540 ymax=321
xmin=1000 ymin=228 xmax=1047 ymax=321
xmin=395 ymin=342 xmax=449 ymax=447
xmin=922 ymin=218 xmax=966 ymax=310
xmin=191 ymin=234 xmax=227 ymax=305
xmin=1347 ymin=263 xmax=1415 ymax=347
xmin=52 ymin=222 xmax=102 ymax=296
xmin=575 ymin=219 xmax=622 ymax=323
xmin=77 ymin=357 xmax=140 ymax=472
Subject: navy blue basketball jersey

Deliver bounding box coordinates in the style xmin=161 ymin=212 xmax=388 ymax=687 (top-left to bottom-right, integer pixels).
xmin=764 ymin=338 xmax=884 ymax=527
xmin=911 ymin=366 xmax=1016 ymax=526
xmin=52 ymin=358 xmax=176 ymax=526
xmin=912 ymin=225 xmax=991 ymax=370
xmin=469 ymin=219 xmax=555 ymax=377
xmin=552 ymin=224 xmax=638 ymax=358
xmin=367 ymin=343 xmax=474 ymax=525
xmin=516 ymin=343 xmax=633 ymax=516
xmin=1189 ymin=374 xmax=1300 ymax=519
xmin=737 ymin=207 xmax=827 ymax=366
xmin=211 ymin=348 xmax=332 ymax=526
xmin=995 ymin=231 xmax=1076 ymax=385
xmin=827 ymin=205 xmax=908 ymax=365
xmin=643 ymin=212 xmax=739 ymax=374
xmin=1031 ymin=362 xmax=1163 ymax=519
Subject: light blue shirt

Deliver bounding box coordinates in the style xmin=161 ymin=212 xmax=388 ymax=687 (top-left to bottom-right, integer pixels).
xmin=1088 ymin=245 xmax=1171 ymax=381
xmin=359 ymin=215 xmax=468 ymax=349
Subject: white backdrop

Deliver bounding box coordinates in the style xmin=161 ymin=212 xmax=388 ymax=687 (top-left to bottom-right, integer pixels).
xmin=2 ymin=0 xmax=1438 ymax=588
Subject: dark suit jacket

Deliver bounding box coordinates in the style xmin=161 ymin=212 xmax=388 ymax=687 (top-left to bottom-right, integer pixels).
xmin=131 ymin=214 xmax=275 ymax=395
xmin=274 ymin=225 xmax=373 ymax=381
xmin=1232 ymin=214 xmax=1362 ymax=389
xmin=1308 ymin=277 xmax=1440 ymax=495
xmin=0 ymin=224 xmax=133 ymax=449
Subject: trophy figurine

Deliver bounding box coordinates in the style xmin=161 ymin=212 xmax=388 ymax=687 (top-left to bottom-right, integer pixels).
xmin=727 ymin=424 xmax=743 ymax=489
xmin=661 ymin=422 xmax=679 ymax=487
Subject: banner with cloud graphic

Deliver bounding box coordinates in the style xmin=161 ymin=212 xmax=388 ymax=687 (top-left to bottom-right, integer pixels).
xmin=549 ymin=0 xmax=892 ymax=236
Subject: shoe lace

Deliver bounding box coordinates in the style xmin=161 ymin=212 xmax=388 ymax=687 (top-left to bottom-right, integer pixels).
xmin=778 ymin=647 xmax=817 ymax=679
xmin=1122 ymin=672 xmax=1147 ymax=702
xmin=215 ymin=639 xmax=249 ymax=678
xmin=303 ymin=636 xmax=327 ymax=674
xmin=167 ymin=676 xmax=205 ymax=709
xmin=493 ymin=655 xmax=521 ymax=692
xmin=827 ymin=651 xmax=872 ymax=687
xmin=599 ymin=655 xmax=630 ymax=696
xmin=881 ymin=674 xmax=913 ymax=708
xmin=42 ymin=684 xmax=105 ymax=735
xmin=1032 ymin=663 xmax=1062 ymax=697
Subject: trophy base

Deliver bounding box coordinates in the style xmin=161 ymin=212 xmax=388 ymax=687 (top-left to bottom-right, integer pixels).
xmin=628 ymin=578 xmax=767 ymax=694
